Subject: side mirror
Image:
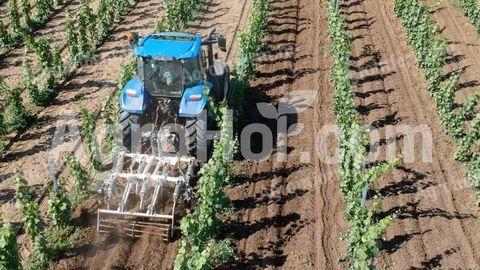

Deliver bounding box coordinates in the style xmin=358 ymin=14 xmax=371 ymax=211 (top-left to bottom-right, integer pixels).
xmin=218 ymin=36 xmax=227 ymax=52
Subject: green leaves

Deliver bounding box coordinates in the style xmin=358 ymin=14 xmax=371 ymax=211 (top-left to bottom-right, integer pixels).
xmin=20 ymin=201 xmax=43 ymax=241
xmin=47 ymin=194 xmax=72 ymax=228
xmin=396 ymin=0 xmax=480 ymax=204
xmin=231 ymin=0 xmax=270 ymax=123
xmin=35 ymin=0 xmax=54 ymax=24
xmin=157 ymin=0 xmax=204 ymax=32
xmin=8 ymin=0 xmax=23 ymax=40
xmin=0 ymin=77 xmax=33 ymax=132
xmin=175 ymin=0 xmax=270 ymax=268
xmin=325 ymin=0 xmax=398 ymax=268
xmin=0 ymin=21 xmax=12 ymax=49
xmin=66 ymin=154 xmax=92 ymax=204
xmin=102 ymin=58 xmax=136 ymax=149
xmin=174 ymin=104 xmax=235 ymax=270
xmin=96 ymin=0 xmax=115 ymax=44
xmin=457 ymin=0 xmax=480 ymax=34
xmin=23 ymin=37 xmax=65 ymax=106
xmin=76 ymin=1 xmax=96 ymax=60
xmin=80 ymin=107 xmax=101 ymax=170
xmin=236 ymin=0 xmax=270 ymax=82
xmin=65 ymin=13 xmax=79 ymax=64
xmin=0 ymin=222 xmax=20 ymax=270
xmin=394 ymin=0 xmax=447 ymax=92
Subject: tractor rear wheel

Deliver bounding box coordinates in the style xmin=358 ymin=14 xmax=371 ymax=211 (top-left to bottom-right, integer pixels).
xmin=185 ymin=118 xmax=206 ymax=156
xmin=120 ymin=110 xmax=141 ymax=153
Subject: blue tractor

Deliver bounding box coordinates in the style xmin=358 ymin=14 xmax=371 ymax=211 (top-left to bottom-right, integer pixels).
xmin=119 ymin=29 xmax=230 ymax=156
xmin=95 ymin=30 xmax=230 ymax=240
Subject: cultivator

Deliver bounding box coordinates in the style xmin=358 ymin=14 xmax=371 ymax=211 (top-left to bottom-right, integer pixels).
xmin=97 ymin=152 xmax=196 ymax=241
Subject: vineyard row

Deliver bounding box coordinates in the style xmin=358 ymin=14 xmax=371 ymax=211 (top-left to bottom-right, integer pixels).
xmin=394 ymin=0 xmax=480 ymax=203
xmin=325 ymin=0 xmax=399 ymax=269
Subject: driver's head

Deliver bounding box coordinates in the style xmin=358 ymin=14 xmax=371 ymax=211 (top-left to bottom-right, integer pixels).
xmin=163 ymin=71 xmax=173 ymax=85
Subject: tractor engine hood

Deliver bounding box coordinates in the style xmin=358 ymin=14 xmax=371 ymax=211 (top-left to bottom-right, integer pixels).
xmin=179 ymin=82 xmax=212 ymax=117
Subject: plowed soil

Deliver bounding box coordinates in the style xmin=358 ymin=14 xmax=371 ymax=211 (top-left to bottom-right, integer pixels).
xmin=341 ymin=0 xmax=480 ymax=269
xmin=49 ymin=0 xmax=255 ymax=269
xmin=2 ymin=0 xmax=480 ymax=269
xmin=221 ymin=0 xmax=344 ymax=268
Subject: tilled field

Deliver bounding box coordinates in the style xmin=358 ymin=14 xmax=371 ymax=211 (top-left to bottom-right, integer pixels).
xmin=2 ymin=0 xmax=480 ymax=269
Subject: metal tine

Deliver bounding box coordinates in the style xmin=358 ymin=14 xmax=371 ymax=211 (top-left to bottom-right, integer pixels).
xmin=147 ymin=166 xmax=168 ymax=215
xmin=152 ymin=159 xmax=163 ymax=175
xmin=139 ymin=156 xmax=155 ymax=210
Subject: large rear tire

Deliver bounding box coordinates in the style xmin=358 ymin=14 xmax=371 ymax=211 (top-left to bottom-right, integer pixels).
xmin=185 ymin=118 xmax=206 ymax=157
xmin=120 ymin=110 xmax=141 ymax=153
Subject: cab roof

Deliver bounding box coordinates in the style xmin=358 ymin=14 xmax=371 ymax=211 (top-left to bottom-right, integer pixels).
xmin=133 ymin=32 xmax=202 ymax=59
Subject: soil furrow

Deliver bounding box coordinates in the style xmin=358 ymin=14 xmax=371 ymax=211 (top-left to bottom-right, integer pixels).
xmin=223 ymin=0 xmax=343 ymax=268
xmin=313 ymin=0 xmax=346 ymax=268
xmin=339 ymin=0 xmax=480 ymax=268
xmin=0 ymin=0 xmax=83 ymax=88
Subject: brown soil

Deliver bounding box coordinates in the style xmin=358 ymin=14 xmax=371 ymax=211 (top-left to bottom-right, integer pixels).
xmin=3 ymin=0 xmax=480 ymax=269
xmin=342 ymin=0 xmax=480 ymax=268
xmin=221 ymin=0 xmax=345 ymax=268
xmin=0 ymin=0 xmax=87 ymax=89
xmin=48 ymin=0 xmax=254 ymax=269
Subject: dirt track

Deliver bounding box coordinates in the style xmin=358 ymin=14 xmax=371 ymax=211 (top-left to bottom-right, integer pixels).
xmin=222 ymin=0 xmax=344 ymax=268
xmin=342 ymin=0 xmax=480 ymax=268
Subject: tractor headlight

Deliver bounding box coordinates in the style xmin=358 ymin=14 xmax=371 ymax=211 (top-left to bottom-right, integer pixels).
xmin=126 ymin=89 xmax=138 ymax=97
xmin=188 ymin=94 xmax=202 ymax=101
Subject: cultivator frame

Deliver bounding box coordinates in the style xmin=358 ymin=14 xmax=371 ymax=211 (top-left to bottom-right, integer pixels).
xmin=97 ymin=152 xmax=196 ymax=241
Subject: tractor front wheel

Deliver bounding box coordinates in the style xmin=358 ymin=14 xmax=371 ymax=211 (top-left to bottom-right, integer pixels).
xmin=120 ymin=110 xmax=141 ymax=153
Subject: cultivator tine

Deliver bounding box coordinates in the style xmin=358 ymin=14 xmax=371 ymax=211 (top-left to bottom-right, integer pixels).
xmin=97 ymin=152 xmax=196 ymax=241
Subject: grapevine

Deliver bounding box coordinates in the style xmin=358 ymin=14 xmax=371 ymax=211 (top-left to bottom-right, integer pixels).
xmin=65 ymin=13 xmax=79 ymax=64
xmin=325 ymin=0 xmax=399 ymax=268
xmin=394 ymin=0 xmax=480 ymax=203
xmin=66 ymin=154 xmax=92 ymax=204
xmin=102 ymin=58 xmax=136 ymax=149
xmin=0 ymin=78 xmax=32 ymax=132
xmin=174 ymin=104 xmax=236 ymax=270
xmin=22 ymin=0 xmax=34 ymax=29
xmin=8 ymin=0 xmax=23 ymax=40
xmin=231 ymin=0 xmax=270 ymax=122
xmin=47 ymin=193 xmax=72 ymax=228
xmin=80 ymin=107 xmax=101 ymax=169
xmin=35 ymin=0 xmax=55 ymax=24
xmin=0 ymin=222 xmax=20 ymax=270
xmin=174 ymin=0 xmax=269 ymax=267
xmin=456 ymin=0 xmax=480 ymax=34
xmin=157 ymin=0 xmax=205 ymax=32
xmin=76 ymin=1 xmax=96 ymax=60
xmin=0 ymin=21 xmax=12 ymax=49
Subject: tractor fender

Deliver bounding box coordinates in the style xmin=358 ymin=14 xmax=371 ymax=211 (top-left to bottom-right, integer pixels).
xmin=179 ymin=82 xmax=212 ymax=117
xmin=120 ymin=76 xmax=149 ymax=115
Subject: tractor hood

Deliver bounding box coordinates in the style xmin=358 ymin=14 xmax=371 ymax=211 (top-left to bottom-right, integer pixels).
xmin=179 ymin=83 xmax=212 ymax=117
xmin=133 ymin=33 xmax=202 ymax=60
